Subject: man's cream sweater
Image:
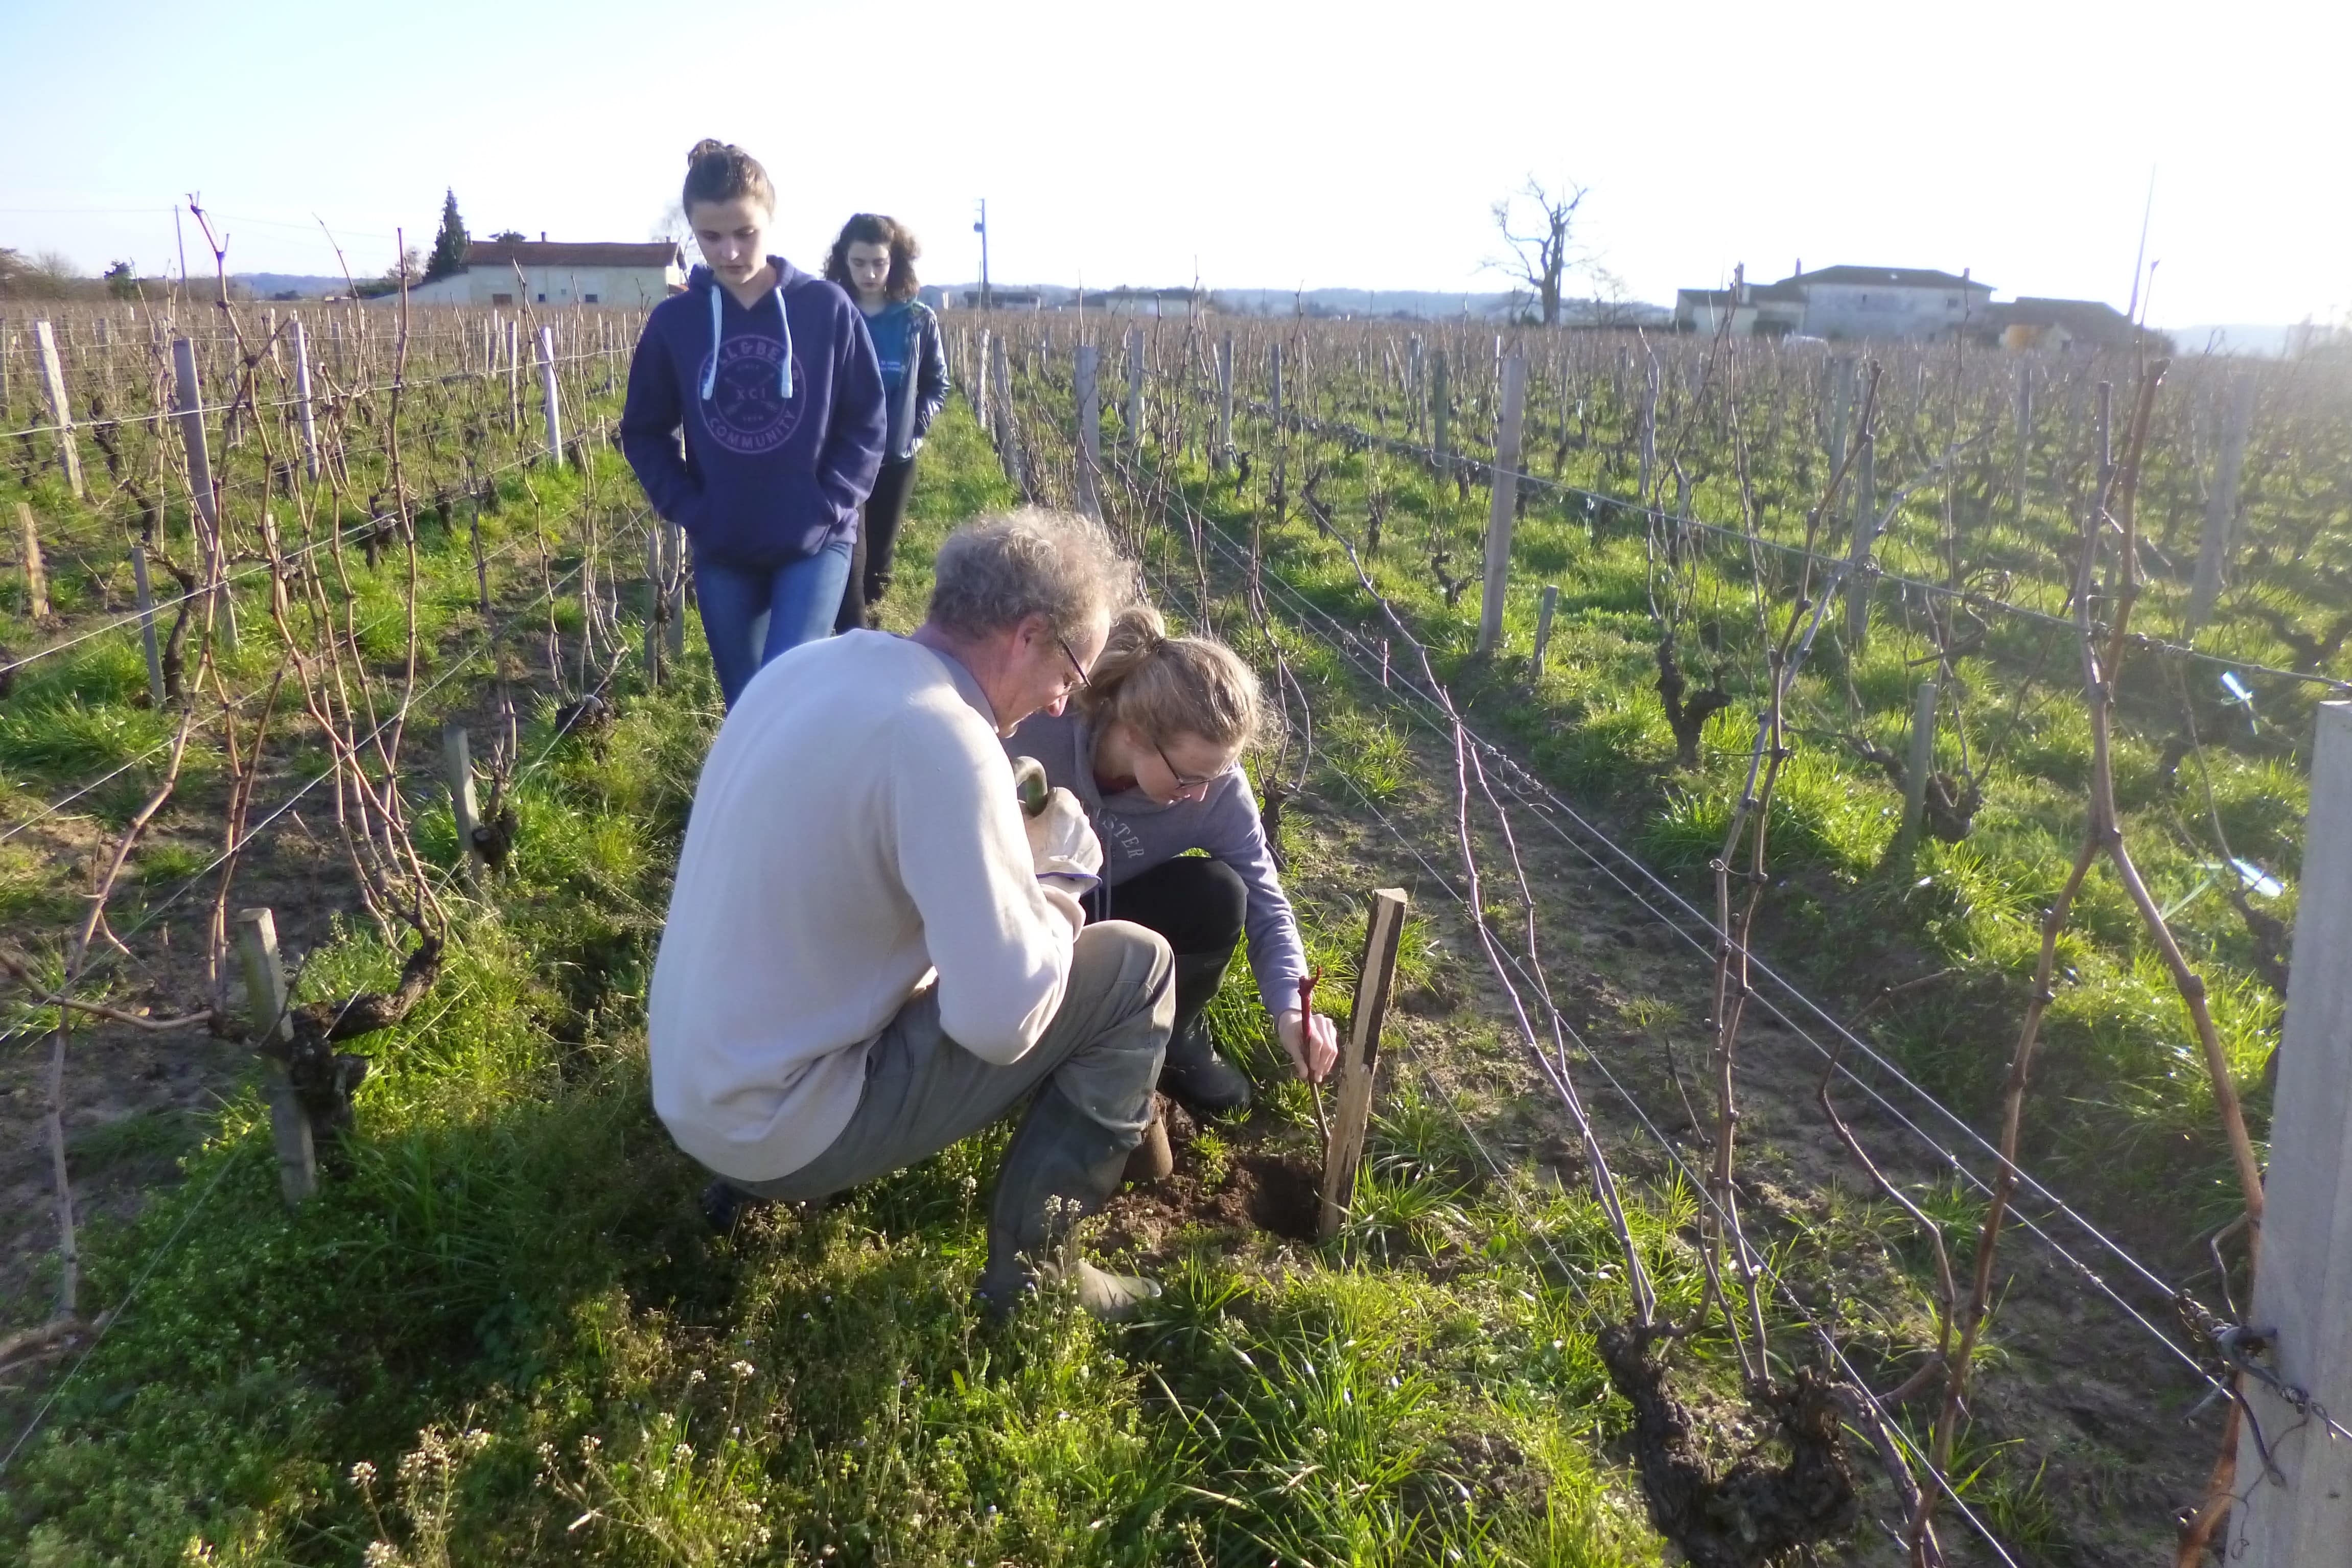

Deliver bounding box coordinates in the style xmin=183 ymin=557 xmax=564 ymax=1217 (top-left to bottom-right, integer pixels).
xmin=649 ymin=631 xmax=1079 ymax=1182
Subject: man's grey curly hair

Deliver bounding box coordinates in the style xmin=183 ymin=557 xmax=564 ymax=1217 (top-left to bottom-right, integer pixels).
xmin=925 ymin=508 xmax=1138 ymax=640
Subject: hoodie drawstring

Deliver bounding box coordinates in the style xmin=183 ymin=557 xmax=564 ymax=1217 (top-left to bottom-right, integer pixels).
xmin=698 ymin=271 xmax=795 ymax=402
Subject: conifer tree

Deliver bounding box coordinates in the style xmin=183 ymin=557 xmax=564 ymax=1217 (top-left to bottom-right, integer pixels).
xmin=424 ymin=190 xmax=469 ymax=282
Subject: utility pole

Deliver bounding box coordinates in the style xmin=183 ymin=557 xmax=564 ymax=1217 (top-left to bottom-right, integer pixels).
xmin=972 ymin=199 xmax=992 ymax=313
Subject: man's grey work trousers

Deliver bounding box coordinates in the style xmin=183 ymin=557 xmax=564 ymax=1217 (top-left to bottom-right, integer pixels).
xmin=725 ymin=920 xmax=1174 ymax=1202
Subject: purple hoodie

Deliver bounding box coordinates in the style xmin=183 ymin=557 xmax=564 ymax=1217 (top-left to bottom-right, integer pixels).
xmin=1006 ymin=707 xmax=1311 ymax=1020
xmin=621 ymin=257 xmax=887 ymax=569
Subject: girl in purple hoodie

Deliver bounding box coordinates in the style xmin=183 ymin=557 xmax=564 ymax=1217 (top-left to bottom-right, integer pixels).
xmin=621 ymin=141 xmax=887 ymax=708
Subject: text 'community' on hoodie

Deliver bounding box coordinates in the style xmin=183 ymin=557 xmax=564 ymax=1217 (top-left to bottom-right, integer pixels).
xmin=620 ymin=257 xmax=888 ymax=570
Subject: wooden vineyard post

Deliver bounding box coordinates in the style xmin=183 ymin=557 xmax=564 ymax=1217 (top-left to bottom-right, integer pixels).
xmin=1319 ymin=888 xmax=1411 ymax=1239
xmin=990 ymin=333 xmax=1018 ymax=488
xmin=2013 ymin=359 xmax=2032 ymax=531
xmin=2232 ymin=700 xmax=2352 ymax=1564
xmin=1430 ymin=348 xmax=1449 ymax=470
xmin=131 ymin=541 xmax=166 ymax=706
xmin=1639 ymin=352 xmax=1658 ymax=507
xmin=16 ymin=502 xmax=49 ymax=620
xmin=443 ymin=722 xmax=483 ymax=878
xmin=505 ymin=319 xmax=522 ymax=433
xmin=662 ymin=523 xmax=685 ymax=660
xmin=1408 ymin=335 xmax=1424 ymax=439
xmin=1893 ymin=679 xmax=1939 ymax=865
xmin=1477 ymin=355 xmax=1529 ymax=655
xmin=171 ymin=336 xmax=235 ymax=653
xmin=1846 ymin=424 xmax=1877 ymax=652
xmin=1074 ymin=344 xmax=1101 ymax=520
xmin=235 ymin=907 xmax=317 ymax=1205
xmin=1126 ymin=325 xmax=1145 ymax=459
xmin=973 ymin=327 xmax=991 ymax=430
xmin=643 ymin=523 xmax=666 ymax=689
xmin=537 ymin=325 xmax=564 ymax=462
xmin=1215 ymin=333 xmax=1234 ymax=471
xmin=32 ymin=321 xmax=84 ymax=499
xmin=1531 ymin=583 xmax=1559 ymax=680
xmin=292 ymin=320 xmax=320 ymax=480
xmin=2188 ymin=376 xmax=2257 ymax=635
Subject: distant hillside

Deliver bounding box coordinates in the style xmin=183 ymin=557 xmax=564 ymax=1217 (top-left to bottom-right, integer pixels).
xmin=231 ymin=272 xmax=354 ymax=299
xmin=935 ymin=282 xmax=1669 ymax=325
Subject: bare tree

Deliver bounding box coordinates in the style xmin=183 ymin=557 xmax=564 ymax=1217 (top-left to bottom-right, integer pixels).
xmin=1488 ymin=177 xmax=1590 ymax=327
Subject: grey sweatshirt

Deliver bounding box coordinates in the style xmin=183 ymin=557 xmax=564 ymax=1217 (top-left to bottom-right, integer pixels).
xmin=1006 ymin=707 xmax=1309 ymax=1019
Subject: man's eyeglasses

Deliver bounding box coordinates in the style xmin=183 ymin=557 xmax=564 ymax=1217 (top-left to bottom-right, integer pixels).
xmin=1153 ymin=737 xmax=1220 ymax=791
xmin=1052 ymin=632 xmax=1091 ymax=692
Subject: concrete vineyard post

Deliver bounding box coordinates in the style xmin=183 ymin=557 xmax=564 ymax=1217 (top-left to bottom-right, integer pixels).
xmin=2232 ymin=700 xmax=2352 ymax=1564
xmin=292 ymin=321 xmax=321 ymax=480
xmin=32 ymin=322 xmax=84 ymax=500
xmin=1894 ymin=680 xmax=1939 ymax=864
xmin=171 ymin=336 xmax=235 ymax=653
xmin=1126 ymin=325 xmax=1145 ymax=459
xmin=1477 ymin=355 xmax=1529 ymax=655
xmin=1215 ymin=333 xmax=1234 ymax=472
xmin=443 ymin=721 xmax=483 ymax=877
xmin=1531 ymin=583 xmax=1559 ymax=680
xmin=1074 ymin=344 xmax=1101 ymax=520
xmin=131 ymin=542 xmax=166 ymax=706
xmin=235 ymin=907 xmax=316 ymax=1205
xmin=537 ymin=325 xmax=563 ymax=461
xmin=16 ymin=502 xmax=49 ymax=620
xmin=2188 ymin=377 xmax=2257 ymax=635
xmin=506 ymin=320 xmax=522 ymax=433
xmin=1319 ymin=888 xmax=1411 ymax=1239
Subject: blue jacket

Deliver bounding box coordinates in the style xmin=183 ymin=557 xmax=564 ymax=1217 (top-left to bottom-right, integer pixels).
xmin=621 ymin=258 xmax=887 ymax=569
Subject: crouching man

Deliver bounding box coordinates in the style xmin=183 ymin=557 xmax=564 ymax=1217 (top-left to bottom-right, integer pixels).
xmin=648 ymin=509 xmax=1173 ymax=1318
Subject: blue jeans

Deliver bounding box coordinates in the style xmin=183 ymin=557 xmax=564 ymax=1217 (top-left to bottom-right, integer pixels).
xmin=694 ymin=537 xmax=854 ymax=708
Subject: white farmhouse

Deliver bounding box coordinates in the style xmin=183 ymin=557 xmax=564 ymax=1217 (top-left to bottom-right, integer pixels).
xmin=1788 ymin=266 xmax=1990 ymax=341
xmin=1673 ymin=264 xmax=1993 ymax=342
xmin=388 ymin=238 xmax=685 ymax=307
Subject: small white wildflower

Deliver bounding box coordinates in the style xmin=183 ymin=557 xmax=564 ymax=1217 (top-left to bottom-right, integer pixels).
xmin=348 ymin=1460 xmax=377 ymax=1488
xmin=363 ymin=1545 xmax=402 ymax=1568
xmin=729 ymin=1359 xmax=756 ymax=1379
xmin=686 ymin=1369 xmax=707 ymax=1387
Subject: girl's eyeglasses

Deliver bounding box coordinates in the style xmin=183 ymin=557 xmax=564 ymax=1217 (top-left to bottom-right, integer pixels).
xmin=1153 ymin=738 xmax=1220 ymax=791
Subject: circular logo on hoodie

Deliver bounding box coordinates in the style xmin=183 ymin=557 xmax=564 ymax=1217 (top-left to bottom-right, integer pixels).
xmin=698 ymin=333 xmax=806 ymax=455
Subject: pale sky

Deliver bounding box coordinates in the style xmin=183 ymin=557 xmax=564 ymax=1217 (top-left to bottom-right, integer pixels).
xmin=1 ymin=0 xmax=2338 ymax=329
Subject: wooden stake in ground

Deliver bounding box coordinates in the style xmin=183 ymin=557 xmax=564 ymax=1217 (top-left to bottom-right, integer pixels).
xmin=537 ymin=325 xmax=564 ymax=462
xmin=1477 ymin=356 xmax=1529 ymax=655
xmin=1074 ymin=343 xmax=1101 ymax=519
xmin=131 ymin=542 xmax=166 ymax=706
xmin=2187 ymin=376 xmax=2256 ymax=635
xmin=1531 ymin=583 xmax=1559 ymax=679
xmin=16 ymin=501 xmax=49 ymax=620
xmin=31 ymin=321 xmax=84 ymax=499
xmin=444 ymin=722 xmax=483 ymax=876
xmin=1893 ymin=678 xmax=1939 ymax=865
xmin=2230 ymin=699 xmax=2352 ymax=1564
xmin=235 ymin=907 xmax=317 ymax=1205
xmin=1318 ymin=887 xmax=1411 ymax=1239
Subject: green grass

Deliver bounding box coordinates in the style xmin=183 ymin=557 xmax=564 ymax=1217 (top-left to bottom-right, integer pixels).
xmin=2 ymin=404 xmax=1708 ymax=1567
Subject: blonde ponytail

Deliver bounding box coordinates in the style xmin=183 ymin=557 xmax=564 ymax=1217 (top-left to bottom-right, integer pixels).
xmin=1077 ymin=605 xmax=1272 ymax=755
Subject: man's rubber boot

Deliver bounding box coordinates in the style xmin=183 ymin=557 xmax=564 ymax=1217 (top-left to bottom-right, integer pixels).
xmin=1158 ymin=952 xmax=1253 ymax=1117
xmin=977 ymin=1083 xmax=1161 ymax=1322
xmin=701 ymin=1179 xmax=769 ymax=1235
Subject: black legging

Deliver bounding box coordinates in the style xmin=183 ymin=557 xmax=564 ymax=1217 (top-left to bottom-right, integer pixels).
xmin=836 ymin=454 xmax=918 ymax=632
xmin=1102 ymin=857 xmax=1247 ymax=1038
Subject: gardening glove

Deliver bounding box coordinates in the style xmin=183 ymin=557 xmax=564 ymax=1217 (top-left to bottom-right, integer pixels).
xmin=1025 ymin=782 xmax=1100 ymax=892
xmin=1278 ymin=1008 xmax=1341 ymax=1084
